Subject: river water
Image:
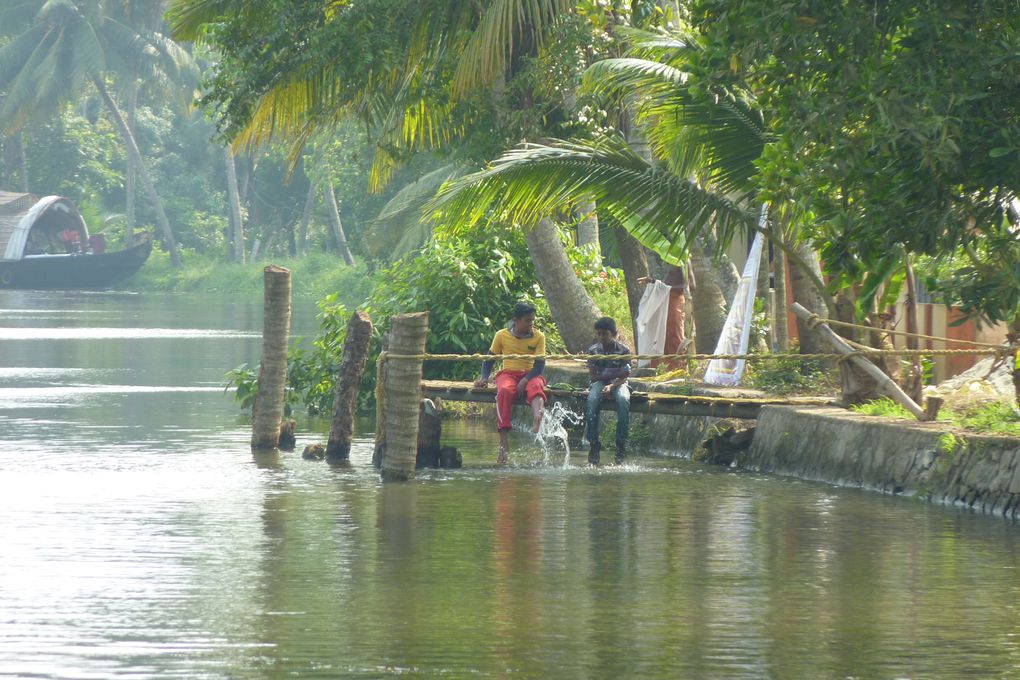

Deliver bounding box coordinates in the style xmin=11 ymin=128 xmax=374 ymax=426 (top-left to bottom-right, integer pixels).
xmin=2 ymin=290 xmax=1020 ymax=679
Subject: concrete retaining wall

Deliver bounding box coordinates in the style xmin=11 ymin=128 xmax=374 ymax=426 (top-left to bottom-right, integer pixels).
xmin=741 ymin=405 xmax=1020 ymax=519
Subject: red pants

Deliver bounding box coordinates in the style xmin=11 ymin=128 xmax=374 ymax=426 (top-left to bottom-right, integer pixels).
xmin=494 ymin=370 xmax=547 ymax=431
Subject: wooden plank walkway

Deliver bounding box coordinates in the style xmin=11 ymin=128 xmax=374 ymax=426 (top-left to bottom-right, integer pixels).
xmin=421 ymin=380 xmax=832 ymax=420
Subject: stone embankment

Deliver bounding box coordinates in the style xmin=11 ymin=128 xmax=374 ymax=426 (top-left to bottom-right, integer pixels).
xmin=541 ymin=363 xmax=1020 ymax=520
xmin=744 ymin=405 xmax=1020 ymax=519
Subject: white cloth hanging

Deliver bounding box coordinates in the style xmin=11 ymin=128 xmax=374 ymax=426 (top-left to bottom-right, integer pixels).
xmin=635 ymin=280 xmax=671 ymax=368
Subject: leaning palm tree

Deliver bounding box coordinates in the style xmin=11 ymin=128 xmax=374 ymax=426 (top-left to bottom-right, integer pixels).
xmin=429 ymin=27 xmax=836 ymax=341
xmin=0 ymin=0 xmax=194 ymax=266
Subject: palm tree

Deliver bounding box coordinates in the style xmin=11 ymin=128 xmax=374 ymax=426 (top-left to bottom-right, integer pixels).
xmin=0 ymin=0 xmax=194 ymax=266
xmin=167 ymin=0 xmax=604 ymax=347
xmin=429 ymin=28 xmax=837 ymax=347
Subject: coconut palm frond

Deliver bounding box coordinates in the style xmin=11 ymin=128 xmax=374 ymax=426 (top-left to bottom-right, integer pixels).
xmin=428 ymin=135 xmax=755 ymax=256
xmin=452 ymin=0 xmax=573 ymax=97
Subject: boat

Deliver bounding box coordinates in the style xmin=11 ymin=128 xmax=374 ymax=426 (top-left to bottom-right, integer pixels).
xmin=0 ymin=190 xmax=152 ymax=289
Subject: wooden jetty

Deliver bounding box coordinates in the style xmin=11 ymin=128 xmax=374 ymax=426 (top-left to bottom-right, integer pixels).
xmin=421 ymin=380 xmax=831 ymax=420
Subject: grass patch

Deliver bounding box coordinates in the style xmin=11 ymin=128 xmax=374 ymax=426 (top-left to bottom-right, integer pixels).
xmin=851 ymin=397 xmax=1020 ymax=437
xmin=746 ymin=355 xmax=839 ymax=396
xmin=850 ymin=397 xmax=916 ymax=419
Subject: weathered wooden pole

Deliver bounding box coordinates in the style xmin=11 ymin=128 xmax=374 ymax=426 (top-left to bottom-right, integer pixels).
xmin=251 ymin=265 xmax=292 ymax=451
xmin=378 ymin=312 xmax=429 ymax=481
xmin=326 ymin=310 xmax=374 ymax=462
xmin=792 ymin=302 xmax=926 ymax=420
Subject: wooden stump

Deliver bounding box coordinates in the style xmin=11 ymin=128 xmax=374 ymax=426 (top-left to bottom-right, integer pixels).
xmin=326 ymin=310 xmax=374 ymax=462
xmin=379 ymin=312 xmax=429 ymax=481
xmin=251 ymin=265 xmax=291 ymax=451
xmin=278 ymin=418 xmax=296 ymax=450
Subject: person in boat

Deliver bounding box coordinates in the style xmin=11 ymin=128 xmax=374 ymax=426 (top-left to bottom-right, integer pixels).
xmin=473 ymin=301 xmax=547 ymax=465
xmin=585 ymin=316 xmax=632 ymax=466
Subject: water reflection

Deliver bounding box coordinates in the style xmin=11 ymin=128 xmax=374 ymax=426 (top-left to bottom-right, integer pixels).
xmin=1 ymin=291 xmax=1020 ymax=678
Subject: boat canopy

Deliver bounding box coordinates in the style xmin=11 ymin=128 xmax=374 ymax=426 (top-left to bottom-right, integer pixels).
xmin=0 ymin=191 xmax=89 ymax=261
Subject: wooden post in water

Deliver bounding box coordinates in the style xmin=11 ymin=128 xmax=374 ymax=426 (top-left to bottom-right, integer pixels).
xmin=792 ymin=302 xmax=926 ymax=420
xmin=378 ymin=312 xmax=428 ymax=480
xmin=326 ymin=310 xmax=374 ymax=462
xmin=251 ymin=265 xmax=292 ymax=451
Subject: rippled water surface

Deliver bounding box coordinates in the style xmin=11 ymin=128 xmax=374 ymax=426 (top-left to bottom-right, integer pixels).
xmin=2 ymin=290 xmax=1020 ymax=679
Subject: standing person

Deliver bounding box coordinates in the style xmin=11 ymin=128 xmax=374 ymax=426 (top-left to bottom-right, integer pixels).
xmin=473 ymin=301 xmax=548 ymax=465
xmin=639 ymin=261 xmax=694 ymax=369
xmin=585 ymin=317 xmax=632 ymax=465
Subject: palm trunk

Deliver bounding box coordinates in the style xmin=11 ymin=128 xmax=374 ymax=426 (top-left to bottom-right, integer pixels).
xmin=325 ymin=179 xmax=355 ymax=265
xmin=616 ymin=226 xmax=650 ymax=344
xmin=224 ymin=147 xmax=245 ymax=263
xmin=297 ymin=179 xmax=316 ymax=255
xmin=903 ymin=252 xmax=922 ymax=402
xmin=525 ymin=218 xmax=602 ymax=352
xmin=380 ymin=312 xmax=429 ymax=481
xmin=16 ymin=131 xmax=28 ymax=192
xmin=773 ymin=236 xmax=790 ymax=351
xmin=125 ymin=81 xmax=139 ymax=242
xmin=251 ymin=265 xmax=292 ymax=451
xmin=94 ymin=78 xmax=181 ymax=267
xmin=326 ymin=310 xmax=374 ymax=461
xmin=689 ymin=240 xmax=728 ymax=353
xmin=789 ymin=241 xmax=829 ymax=354
xmin=575 ymin=201 xmax=600 ymax=253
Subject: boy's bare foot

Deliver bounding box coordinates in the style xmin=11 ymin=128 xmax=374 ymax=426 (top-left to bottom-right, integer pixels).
xmin=497 ymin=446 xmax=509 ymax=466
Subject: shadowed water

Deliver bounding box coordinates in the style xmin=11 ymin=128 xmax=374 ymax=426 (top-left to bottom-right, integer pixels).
xmin=2 ymin=290 xmax=1020 ymax=679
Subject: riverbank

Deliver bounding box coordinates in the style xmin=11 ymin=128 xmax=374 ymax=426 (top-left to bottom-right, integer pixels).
xmin=538 ymin=362 xmax=1020 ymax=520
xmin=125 ymin=249 xmax=372 ymax=303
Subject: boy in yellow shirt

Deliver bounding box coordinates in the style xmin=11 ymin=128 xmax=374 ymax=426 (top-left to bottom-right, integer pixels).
xmin=473 ymin=301 xmax=547 ymax=464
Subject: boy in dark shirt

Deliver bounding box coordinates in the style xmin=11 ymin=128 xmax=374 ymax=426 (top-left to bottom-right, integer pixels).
xmin=585 ymin=317 xmax=632 ymax=465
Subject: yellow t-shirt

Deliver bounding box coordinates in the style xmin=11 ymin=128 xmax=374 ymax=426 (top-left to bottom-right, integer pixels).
xmin=489 ymin=328 xmax=546 ymax=372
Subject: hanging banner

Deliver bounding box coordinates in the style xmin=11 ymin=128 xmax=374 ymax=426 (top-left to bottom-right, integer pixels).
xmin=704 ymin=207 xmax=768 ymax=386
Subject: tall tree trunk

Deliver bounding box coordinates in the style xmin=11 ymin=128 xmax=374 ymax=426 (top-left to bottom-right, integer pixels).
xmin=789 ymin=242 xmax=829 ymax=354
xmin=251 ymin=265 xmax=292 ymax=451
xmin=125 ymin=80 xmax=139 ymax=242
xmin=94 ymin=78 xmax=181 ymax=267
xmin=16 ymin=131 xmax=28 ymax=192
xmin=773 ymin=234 xmax=790 ymax=351
xmin=689 ymin=240 xmax=728 ymax=353
xmin=615 ymin=226 xmax=649 ymax=344
xmin=297 ymin=179 xmax=316 ymax=255
xmin=575 ymin=201 xmax=600 ymax=254
xmin=324 ymin=179 xmax=355 ymax=265
xmin=1 ymin=135 xmax=12 ymax=188
xmin=525 ymin=218 xmax=602 ymax=352
xmin=224 ymin=147 xmax=245 ymax=263
xmin=903 ymin=251 xmax=922 ymax=402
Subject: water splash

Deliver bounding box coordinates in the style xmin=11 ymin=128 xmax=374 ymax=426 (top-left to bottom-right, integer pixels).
xmin=533 ymin=401 xmax=584 ymax=468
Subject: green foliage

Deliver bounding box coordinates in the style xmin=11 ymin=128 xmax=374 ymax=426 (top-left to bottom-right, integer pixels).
xmin=946 ymin=402 xmax=1020 ymax=438
xmin=226 ymin=295 xmax=353 ymax=415
xmin=365 ymin=223 xmax=556 ymax=381
xmin=746 ymin=354 xmax=838 ymax=396
xmin=692 ymin=0 xmax=1020 ymax=324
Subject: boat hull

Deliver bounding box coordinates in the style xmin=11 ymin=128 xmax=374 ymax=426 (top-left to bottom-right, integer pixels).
xmin=0 ymin=240 xmax=152 ymax=289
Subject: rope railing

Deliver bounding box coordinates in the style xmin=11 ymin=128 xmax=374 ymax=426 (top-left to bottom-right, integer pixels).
xmin=800 ymin=311 xmax=1004 ymax=349
xmin=378 ymin=347 xmax=1010 ymax=364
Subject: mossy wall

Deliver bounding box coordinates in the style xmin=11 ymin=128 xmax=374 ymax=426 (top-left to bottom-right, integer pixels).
xmin=742 ymin=406 xmax=1020 ymax=519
